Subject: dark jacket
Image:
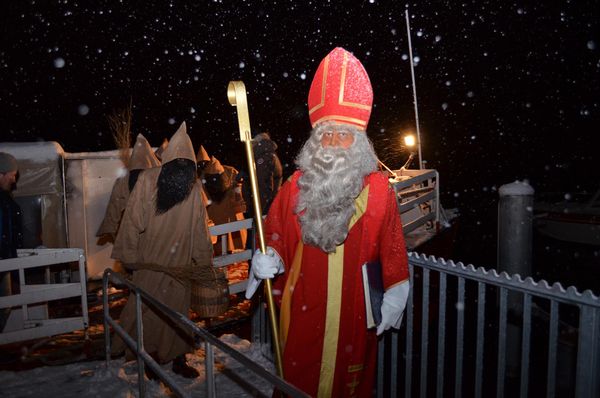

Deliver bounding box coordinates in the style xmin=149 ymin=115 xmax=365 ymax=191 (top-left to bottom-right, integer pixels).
xmin=0 ymin=190 xmax=23 ymax=259
xmin=249 ymin=133 xmax=283 ymax=214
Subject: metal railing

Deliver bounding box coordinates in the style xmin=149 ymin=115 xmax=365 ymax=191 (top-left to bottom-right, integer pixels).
xmin=391 ymin=168 xmax=440 ymax=236
xmin=103 ymin=212 xmax=600 ymax=397
xmin=102 ymin=269 xmax=308 ymax=398
xmin=209 ymin=217 xmax=254 ymax=294
xmin=375 ymin=252 xmax=600 ymax=398
xmin=250 ymin=252 xmax=600 ymax=398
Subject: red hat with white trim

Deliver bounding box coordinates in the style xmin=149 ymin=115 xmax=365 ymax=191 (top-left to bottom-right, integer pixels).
xmin=307 ymin=47 xmax=373 ymax=131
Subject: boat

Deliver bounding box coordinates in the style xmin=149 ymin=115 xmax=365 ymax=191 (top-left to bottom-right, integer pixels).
xmin=534 ymin=189 xmax=600 ymax=246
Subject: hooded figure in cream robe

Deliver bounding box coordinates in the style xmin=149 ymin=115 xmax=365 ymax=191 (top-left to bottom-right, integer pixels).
xmin=111 ymin=122 xmax=214 ymax=377
xmin=97 ymin=133 xmax=160 ymax=240
xmin=196 ymin=145 xmax=211 ymax=207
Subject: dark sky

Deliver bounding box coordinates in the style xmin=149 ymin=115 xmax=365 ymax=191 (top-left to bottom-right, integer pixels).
xmin=1 ymin=1 xmax=598 ymax=266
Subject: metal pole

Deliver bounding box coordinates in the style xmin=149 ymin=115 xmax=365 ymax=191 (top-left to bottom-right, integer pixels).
xmin=103 ymin=271 xmax=111 ymax=366
xmin=497 ymin=181 xmax=534 ymax=279
xmin=497 ymin=180 xmax=534 ymax=384
xmin=405 ymin=9 xmax=423 ymax=169
xmin=227 ymin=81 xmax=284 ymax=378
xmin=206 ymin=341 xmax=216 ymax=398
xmin=135 ymin=291 xmax=146 ymax=398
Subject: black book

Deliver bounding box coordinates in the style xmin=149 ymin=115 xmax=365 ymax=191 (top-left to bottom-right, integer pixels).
xmin=362 ymin=260 xmax=384 ymax=329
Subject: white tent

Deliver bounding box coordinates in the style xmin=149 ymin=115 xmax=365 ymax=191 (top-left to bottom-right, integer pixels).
xmin=0 ymin=142 xmax=128 ymax=280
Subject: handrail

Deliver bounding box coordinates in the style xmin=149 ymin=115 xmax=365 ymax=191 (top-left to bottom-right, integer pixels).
xmin=408 ymin=252 xmax=600 ymax=307
xmin=103 ymin=269 xmax=309 ymax=398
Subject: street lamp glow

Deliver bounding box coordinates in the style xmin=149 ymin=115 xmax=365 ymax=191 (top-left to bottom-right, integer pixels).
xmin=403 ymin=134 xmax=416 ymax=148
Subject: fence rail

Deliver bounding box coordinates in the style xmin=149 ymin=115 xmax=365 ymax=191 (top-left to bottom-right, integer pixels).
xmin=0 ymin=248 xmax=88 ymax=345
xmin=373 ymin=252 xmax=600 ymax=398
xmin=102 ymin=269 xmax=308 ymax=398
xmin=250 ymin=251 xmax=600 ymax=397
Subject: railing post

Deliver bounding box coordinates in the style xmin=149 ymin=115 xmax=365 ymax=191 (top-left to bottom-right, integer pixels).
xmin=103 ymin=272 xmax=111 ymax=366
xmin=575 ymin=305 xmax=600 ymax=397
xmin=206 ymin=341 xmax=216 ymax=398
xmin=135 ymin=291 xmax=146 ymax=398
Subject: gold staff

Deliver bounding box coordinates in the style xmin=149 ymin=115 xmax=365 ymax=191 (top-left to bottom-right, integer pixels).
xmin=227 ymin=81 xmax=284 ymax=378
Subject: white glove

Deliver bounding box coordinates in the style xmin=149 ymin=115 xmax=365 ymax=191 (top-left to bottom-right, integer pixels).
xmin=377 ymin=281 xmax=410 ymax=336
xmin=245 ymin=247 xmax=285 ymax=299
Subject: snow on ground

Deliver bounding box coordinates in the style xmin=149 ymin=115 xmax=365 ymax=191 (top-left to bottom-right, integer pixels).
xmin=0 ymin=334 xmax=275 ymax=398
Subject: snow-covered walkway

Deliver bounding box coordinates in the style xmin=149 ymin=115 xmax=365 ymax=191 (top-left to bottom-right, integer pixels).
xmin=0 ymin=334 xmax=275 ymax=398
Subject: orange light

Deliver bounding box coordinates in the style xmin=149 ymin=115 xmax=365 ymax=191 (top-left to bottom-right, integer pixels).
xmin=403 ymin=134 xmax=416 ymax=148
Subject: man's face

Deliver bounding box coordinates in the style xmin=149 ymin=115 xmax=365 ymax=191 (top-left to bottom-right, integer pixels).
xmin=0 ymin=170 xmax=17 ymax=191
xmin=320 ymin=125 xmax=355 ymax=149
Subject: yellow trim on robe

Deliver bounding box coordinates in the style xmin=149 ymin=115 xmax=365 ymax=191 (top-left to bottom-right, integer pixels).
xmin=280 ymin=241 xmax=304 ymax=349
xmin=318 ymin=245 xmax=344 ymax=398
xmin=317 ymin=184 xmax=370 ymax=398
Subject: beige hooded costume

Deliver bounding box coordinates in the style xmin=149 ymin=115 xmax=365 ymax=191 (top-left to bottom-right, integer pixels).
xmin=96 ymin=133 xmax=160 ymax=239
xmin=154 ymin=138 xmax=169 ymax=162
xmin=196 ymin=145 xmax=211 ymax=207
xmin=111 ymin=122 xmax=216 ymax=363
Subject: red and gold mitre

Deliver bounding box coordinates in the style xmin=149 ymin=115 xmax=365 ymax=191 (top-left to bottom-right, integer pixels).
xmin=307 ymin=47 xmax=373 ymax=131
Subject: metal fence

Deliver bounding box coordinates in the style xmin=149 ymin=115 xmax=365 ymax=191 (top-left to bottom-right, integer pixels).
xmin=102 ymin=269 xmax=308 ymax=398
xmin=103 ymin=212 xmax=600 ymax=397
xmin=375 ymin=252 xmax=600 ymax=398
xmin=251 ymin=252 xmax=600 ymax=398
xmin=0 ymin=248 xmax=88 ymax=345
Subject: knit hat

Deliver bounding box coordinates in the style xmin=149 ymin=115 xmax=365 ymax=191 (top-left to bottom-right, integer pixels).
xmin=0 ymin=152 xmax=18 ymax=173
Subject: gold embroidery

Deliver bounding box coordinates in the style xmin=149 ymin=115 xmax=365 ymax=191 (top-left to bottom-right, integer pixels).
xmin=311 ymin=115 xmax=367 ymax=129
xmin=347 ymin=364 xmax=364 ymax=372
xmin=309 ymin=55 xmax=329 ymax=115
xmin=347 ymin=373 xmax=360 ymax=397
xmin=347 ymin=364 xmax=363 ymax=396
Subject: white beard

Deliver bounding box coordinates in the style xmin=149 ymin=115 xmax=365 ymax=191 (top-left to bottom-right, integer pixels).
xmin=295 ymin=123 xmax=378 ymax=253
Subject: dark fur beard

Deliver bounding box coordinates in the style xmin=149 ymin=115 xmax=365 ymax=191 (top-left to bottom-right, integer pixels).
xmin=155 ymin=159 xmax=197 ymax=215
xmin=203 ymin=173 xmax=228 ymax=203
xmin=128 ymin=169 xmax=142 ymax=192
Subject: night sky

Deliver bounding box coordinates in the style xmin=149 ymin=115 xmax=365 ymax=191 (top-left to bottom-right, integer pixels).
xmin=1 ymin=2 xmax=598 ymax=270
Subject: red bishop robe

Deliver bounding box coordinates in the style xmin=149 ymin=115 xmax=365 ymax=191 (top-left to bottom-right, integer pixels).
xmin=265 ymin=171 xmax=409 ymax=397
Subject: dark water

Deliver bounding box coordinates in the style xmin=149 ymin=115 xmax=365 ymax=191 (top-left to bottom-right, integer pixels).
xmin=444 ymin=199 xmax=600 ymax=296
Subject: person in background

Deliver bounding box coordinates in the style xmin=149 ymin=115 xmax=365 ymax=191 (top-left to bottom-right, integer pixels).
xmin=196 ymin=145 xmax=211 ymax=174
xmin=0 ymin=152 xmax=22 ymax=332
xmin=245 ymin=47 xmax=410 ymax=397
xmin=248 ymin=131 xmax=283 ymax=214
xmin=153 ymin=138 xmax=168 ymax=163
xmin=204 ymin=156 xmax=247 ymax=253
xmin=97 ymin=134 xmax=160 ymax=242
xmin=110 ymin=122 xmax=214 ymax=378
xmin=196 ymin=145 xmax=212 ymax=207
xmin=240 ymin=131 xmax=283 ymax=251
